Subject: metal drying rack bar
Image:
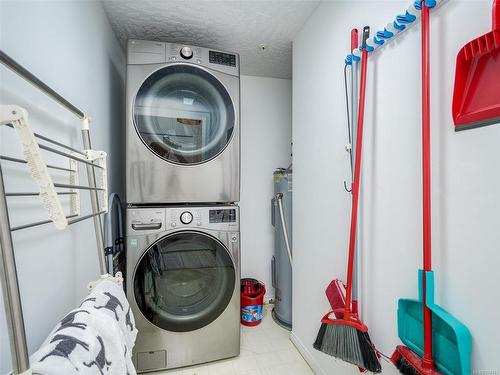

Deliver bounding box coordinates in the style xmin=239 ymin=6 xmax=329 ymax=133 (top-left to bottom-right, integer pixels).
xmin=0 ymin=50 xmax=108 ymax=375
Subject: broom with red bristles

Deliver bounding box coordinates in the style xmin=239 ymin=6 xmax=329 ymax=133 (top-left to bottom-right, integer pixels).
xmin=313 ymin=26 xmax=381 ymax=373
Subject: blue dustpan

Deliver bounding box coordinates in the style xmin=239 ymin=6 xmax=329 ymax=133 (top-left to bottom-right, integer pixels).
xmin=397 ymin=270 xmax=472 ymax=375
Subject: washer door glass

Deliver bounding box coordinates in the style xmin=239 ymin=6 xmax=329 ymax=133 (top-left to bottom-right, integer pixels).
xmin=133 ymin=64 xmax=235 ymax=164
xmin=134 ymin=232 xmax=236 ymax=332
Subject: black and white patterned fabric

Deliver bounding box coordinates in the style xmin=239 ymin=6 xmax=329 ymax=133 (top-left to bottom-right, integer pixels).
xmin=31 ymin=279 xmax=138 ymax=375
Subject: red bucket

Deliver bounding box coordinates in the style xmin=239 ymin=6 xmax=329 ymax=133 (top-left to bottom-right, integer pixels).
xmin=240 ymin=278 xmax=266 ymax=326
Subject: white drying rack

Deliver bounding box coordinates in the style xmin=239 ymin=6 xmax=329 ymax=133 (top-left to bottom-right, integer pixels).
xmin=0 ymin=50 xmax=109 ymax=375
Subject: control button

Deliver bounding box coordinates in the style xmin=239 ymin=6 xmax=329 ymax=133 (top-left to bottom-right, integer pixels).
xmin=231 ymin=235 xmax=238 ymax=242
xmin=171 ymin=56 xmax=176 ymax=61
xmin=180 ymin=46 xmax=193 ymax=59
xmin=196 ymin=59 xmax=201 ymax=64
xmin=197 ymin=221 xmax=202 ymax=226
xmin=171 ymin=222 xmax=177 ymax=227
xmin=180 ymin=211 xmax=193 ymax=224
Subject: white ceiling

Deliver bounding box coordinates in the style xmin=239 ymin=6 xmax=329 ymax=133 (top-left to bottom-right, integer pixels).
xmin=101 ymin=0 xmax=320 ymax=79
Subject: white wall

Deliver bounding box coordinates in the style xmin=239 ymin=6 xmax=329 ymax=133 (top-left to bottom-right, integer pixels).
xmin=240 ymin=75 xmax=292 ymax=298
xmin=293 ymin=1 xmax=499 ymax=374
xmin=0 ymin=1 xmax=124 ymax=373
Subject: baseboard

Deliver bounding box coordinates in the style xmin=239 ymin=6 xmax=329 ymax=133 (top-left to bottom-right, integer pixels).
xmin=289 ymin=331 xmax=325 ymax=375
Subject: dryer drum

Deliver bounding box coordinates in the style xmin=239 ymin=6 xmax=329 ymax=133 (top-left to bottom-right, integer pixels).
xmin=133 ymin=64 xmax=235 ymax=165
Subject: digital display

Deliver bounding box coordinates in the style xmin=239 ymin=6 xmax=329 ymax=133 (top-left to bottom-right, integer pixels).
xmin=209 ymin=209 xmax=237 ymax=223
xmin=209 ymin=51 xmax=236 ymax=67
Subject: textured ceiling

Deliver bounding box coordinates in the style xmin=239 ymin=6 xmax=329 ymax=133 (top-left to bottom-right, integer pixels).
xmin=101 ymin=0 xmax=320 ymax=79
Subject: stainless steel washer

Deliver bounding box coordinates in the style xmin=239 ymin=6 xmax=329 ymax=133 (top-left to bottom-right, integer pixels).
xmin=126 ymin=205 xmax=240 ymax=373
xmin=126 ymin=40 xmax=240 ymax=204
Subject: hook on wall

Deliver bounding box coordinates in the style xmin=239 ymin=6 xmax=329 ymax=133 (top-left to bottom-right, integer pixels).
xmin=344 ymin=180 xmax=352 ymax=193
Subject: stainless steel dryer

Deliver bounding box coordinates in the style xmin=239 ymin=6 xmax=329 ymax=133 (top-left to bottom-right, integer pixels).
xmin=126 ymin=205 xmax=240 ymax=373
xmin=126 ymin=40 xmax=240 ymax=204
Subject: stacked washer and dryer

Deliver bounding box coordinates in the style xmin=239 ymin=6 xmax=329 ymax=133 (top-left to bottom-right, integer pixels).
xmin=125 ymin=40 xmax=241 ymax=373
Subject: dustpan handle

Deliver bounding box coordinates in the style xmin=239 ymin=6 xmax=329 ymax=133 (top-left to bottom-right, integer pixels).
xmin=493 ymin=0 xmax=499 ymax=30
xmin=422 ymin=5 xmax=432 ymax=275
xmin=421 ymin=2 xmax=435 ymax=371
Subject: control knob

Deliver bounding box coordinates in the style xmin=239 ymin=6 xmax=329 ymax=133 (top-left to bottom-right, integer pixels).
xmin=180 ymin=46 xmax=193 ymax=59
xmin=180 ymin=211 xmax=193 ymax=224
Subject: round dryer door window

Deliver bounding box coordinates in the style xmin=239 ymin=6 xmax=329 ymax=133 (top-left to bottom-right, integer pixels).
xmin=133 ymin=231 xmax=236 ymax=332
xmin=133 ymin=64 xmax=235 ymax=164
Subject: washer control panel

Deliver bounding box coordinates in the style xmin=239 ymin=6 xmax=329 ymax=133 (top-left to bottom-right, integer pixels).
xmin=170 ymin=208 xmax=201 ymax=228
xmin=166 ymin=206 xmax=239 ymax=230
xmin=127 ymin=206 xmax=239 ymax=234
xmin=209 ymin=208 xmax=237 ymax=223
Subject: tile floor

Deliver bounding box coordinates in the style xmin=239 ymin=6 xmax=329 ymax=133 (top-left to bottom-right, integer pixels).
xmin=153 ymin=304 xmax=314 ymax=375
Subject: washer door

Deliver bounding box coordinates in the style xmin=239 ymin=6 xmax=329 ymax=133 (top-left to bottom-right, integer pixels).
xmin=133 ymin=64 xmax=235 ymax=165
xmin=134 ymin=231 xmax=236 ymax=332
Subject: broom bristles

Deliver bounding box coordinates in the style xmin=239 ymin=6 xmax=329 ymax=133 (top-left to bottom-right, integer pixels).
xmin=313 ymin=323 xmax=327 ymax=350
xmin=314 ymin=322 xmax=381 ymax=373
xmin=393 ymin=355 xmax=421 ymax=375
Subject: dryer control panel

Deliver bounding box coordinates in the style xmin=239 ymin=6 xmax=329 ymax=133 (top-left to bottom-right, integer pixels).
xmin=209 ymin=51 xmax=237 ymax=67
xmin=127 ymin=40 xmax=240 ymax=77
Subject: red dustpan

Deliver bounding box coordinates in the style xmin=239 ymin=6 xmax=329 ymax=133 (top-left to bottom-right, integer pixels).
xmin=452 ymin=0 xmax=500 ymax=130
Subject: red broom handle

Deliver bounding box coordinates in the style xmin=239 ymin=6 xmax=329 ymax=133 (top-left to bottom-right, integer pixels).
xmin=345 ymin=27 xmax=369 ymax=318
xmin=350 ymin=27 xmax=359 ymax=318
xmin=421 ymin=3 xmax=435 ymax=370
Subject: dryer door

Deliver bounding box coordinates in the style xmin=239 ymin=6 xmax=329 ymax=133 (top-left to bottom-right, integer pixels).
xmin=133 ymin=64 xmax=236 ymax=165
xmin=133 ymin=231 xmax=236 ymax=332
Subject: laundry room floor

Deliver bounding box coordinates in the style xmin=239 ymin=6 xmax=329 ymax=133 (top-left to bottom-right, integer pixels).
xmin=152 ymin=304 xmax=313 ymax=375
